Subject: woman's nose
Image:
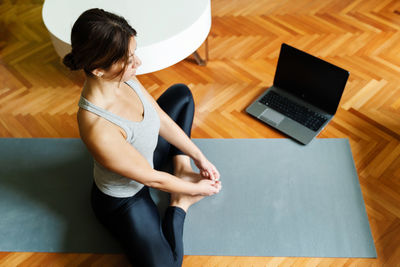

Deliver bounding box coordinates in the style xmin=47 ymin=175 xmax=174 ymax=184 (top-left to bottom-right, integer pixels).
xmin=134 ymin=56 xmax=142 ymax=68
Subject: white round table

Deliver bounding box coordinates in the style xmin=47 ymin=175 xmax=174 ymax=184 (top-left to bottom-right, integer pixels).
xmin=42 ymin=0 xmax=210 ymax=75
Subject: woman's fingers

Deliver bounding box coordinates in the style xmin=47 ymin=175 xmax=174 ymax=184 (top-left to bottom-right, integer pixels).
xmin=195 ymin=157 xmax=220 ymax=181
xmin=198 ymin=179 xmax=221 ymax=195
xmin=201 ymin=167 xmax=220 ymax=181
xmin=213 ymin=180 xmax=222 ymax=192
xmin=196 ymin=156 xmax=221 ymax=181
xmin=212 ymin=167 xmax=220 ymax=181
xmin=208 ymin=166 xmax=220 ymax=181
xmin=201 ymin=170 xmax=209 ymax=178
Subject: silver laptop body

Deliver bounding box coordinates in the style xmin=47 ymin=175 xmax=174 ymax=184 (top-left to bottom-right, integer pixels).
xmin=246 ymin=43 xmax=349 ymax=145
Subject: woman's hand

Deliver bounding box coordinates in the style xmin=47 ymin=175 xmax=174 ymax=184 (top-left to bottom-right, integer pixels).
xmin=196 ymin=179 xmax=222 ymax=196
xmin=193 ymin=154 xmax=220 ymax=181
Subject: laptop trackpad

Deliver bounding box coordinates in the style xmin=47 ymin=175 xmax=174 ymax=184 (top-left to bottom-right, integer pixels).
xmin=259 ymin=108 xmax=284 ymax=126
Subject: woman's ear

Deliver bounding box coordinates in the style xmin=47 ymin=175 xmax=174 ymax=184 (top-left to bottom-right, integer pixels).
xmin=91 ymin=69 xmax=104 ymax=77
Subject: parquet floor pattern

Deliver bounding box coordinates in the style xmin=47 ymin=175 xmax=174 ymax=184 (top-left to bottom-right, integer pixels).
xmin=1 ymin=0 xmax=400 ymax=266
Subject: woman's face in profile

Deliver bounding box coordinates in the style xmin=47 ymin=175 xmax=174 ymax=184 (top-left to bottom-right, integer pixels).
xmin=105 ymin=36 xmax=141 ymax=82
xmin=121 ymin=37 xmax=141 ymax=80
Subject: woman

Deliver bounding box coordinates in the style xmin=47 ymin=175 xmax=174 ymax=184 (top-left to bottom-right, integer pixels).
xmin=63 ymin=8 xmax=222 ymax=267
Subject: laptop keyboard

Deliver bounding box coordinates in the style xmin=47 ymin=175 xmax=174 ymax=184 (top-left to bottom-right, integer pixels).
xmin=259 ymin=91 xmax=327 ymax=131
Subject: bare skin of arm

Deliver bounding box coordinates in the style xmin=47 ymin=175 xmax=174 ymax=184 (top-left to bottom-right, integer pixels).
xmin=132 ymin=77 xmax=220 ymax=181
xmin=77 ymin=109 xmax=220 ymax=197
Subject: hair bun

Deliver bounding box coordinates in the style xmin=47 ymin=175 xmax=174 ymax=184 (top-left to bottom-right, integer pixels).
xmin=63 ymin=53 xmax=79 ymax=70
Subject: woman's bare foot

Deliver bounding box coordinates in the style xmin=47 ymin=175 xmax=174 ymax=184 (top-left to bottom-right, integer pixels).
xmin=171 ymin=170 xmax=207 ymax=212
xmin=170 ymin=155 xmax=207 ymax=212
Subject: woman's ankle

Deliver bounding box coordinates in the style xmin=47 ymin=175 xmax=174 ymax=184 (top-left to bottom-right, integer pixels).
xmin=170 ymin=196 xmax=190 ymax=212
xmin=173 ymin=155 xmax=192 ymax=175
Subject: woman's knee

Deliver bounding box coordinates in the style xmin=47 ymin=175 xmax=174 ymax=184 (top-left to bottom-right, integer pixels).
xmin=167 ymin=83 xmax=194 ymax=105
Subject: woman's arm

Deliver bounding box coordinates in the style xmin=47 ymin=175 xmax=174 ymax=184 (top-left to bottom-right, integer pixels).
xmin=134 ymin=78 xmax=220 ymax=180
xmin=79 ymin=117 xmax=220 ymax=196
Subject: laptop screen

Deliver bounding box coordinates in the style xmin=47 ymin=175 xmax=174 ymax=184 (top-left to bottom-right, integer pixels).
xmin=273 ymin=43 xmax=349 ymax=115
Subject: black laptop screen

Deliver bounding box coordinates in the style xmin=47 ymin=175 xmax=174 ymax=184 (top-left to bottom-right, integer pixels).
xmin=273 ymin=43 xmax=349 ymax=115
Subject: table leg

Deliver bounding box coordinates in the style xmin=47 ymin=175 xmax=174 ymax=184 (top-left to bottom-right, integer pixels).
xmin=193 ymin=37 xmax=209 ymax=66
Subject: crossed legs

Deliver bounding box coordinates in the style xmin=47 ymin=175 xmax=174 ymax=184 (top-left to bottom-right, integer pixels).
xmin=154 ymin=83 xmax=204 ymax=212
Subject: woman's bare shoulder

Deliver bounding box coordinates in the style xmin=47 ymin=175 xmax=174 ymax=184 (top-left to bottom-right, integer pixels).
xmin=77 ymin=108 xmax=127 ymax=143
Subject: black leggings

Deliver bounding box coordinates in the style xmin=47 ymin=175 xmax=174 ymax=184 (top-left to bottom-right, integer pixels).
xmin=91 ymin=84 xmax=195 ymax=267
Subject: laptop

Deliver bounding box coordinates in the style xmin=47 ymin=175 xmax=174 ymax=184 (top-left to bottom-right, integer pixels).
xmin=246 ymin=43 xmax=349 ymax=145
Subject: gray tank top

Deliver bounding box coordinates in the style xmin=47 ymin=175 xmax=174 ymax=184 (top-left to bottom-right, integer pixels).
xmin=78 ymin=80 xmax=160 ymax=197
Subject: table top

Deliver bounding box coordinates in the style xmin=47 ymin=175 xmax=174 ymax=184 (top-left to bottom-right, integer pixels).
xmin=42 ymin=0 xmax=211 ymax=74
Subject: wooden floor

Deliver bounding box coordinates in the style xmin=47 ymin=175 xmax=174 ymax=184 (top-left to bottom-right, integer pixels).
xmin=1 ymin=0 xmax=400 ymax=266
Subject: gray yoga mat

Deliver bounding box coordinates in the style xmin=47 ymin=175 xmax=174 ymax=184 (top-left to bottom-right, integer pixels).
xmin=0 ymin=138 xmax=376 ymax=257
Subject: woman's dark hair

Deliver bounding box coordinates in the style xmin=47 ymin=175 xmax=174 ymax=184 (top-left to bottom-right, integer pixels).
xmin=63 ymin=8 xmax=136 ymax=77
